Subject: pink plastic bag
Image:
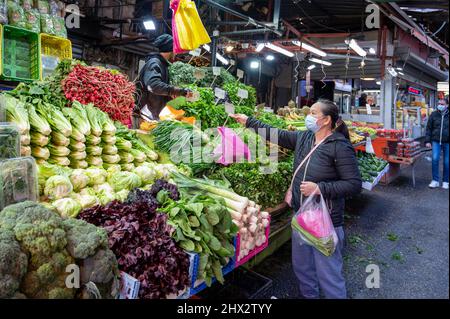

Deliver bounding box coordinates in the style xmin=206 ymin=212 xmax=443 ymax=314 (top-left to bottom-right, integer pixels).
xmin=291 ymin=190 xmax=338 ymax=256
xmin=213 ymin=127 xmax=251 ymax=166
xmin=171 ymin=0 xmax=185 ymax=54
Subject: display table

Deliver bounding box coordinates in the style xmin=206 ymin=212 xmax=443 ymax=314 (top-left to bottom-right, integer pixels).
xmin=385 ymin=153 xmax=425 ymax=187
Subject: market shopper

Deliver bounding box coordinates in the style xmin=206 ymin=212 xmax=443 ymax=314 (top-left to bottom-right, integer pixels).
xmin=231 ymin=100 xmax=362 ymax=299
xmin=133 ymin=34 xmax=192 ymax=125
xmin=425 ymin=97 xmax=449 ymax=189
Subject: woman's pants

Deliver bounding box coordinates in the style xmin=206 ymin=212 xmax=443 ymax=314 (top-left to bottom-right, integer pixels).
xmin=432 ymin=142 xmax=449 ymax=183
xmin=292 ymin=226 xmax=347 ymax=299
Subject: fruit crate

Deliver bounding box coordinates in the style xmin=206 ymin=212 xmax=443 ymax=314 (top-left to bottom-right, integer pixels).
xmin=362 ymin=164 xmax=390 ymax=191
xmin=1 ymin=26 xmax=40 ymax=82
xmin=39 ymin=33 xmax=72 ymax=79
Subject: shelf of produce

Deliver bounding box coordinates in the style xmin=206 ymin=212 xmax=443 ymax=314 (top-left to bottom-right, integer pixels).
xmin=362 ymin=164 xmax=390 ymax=191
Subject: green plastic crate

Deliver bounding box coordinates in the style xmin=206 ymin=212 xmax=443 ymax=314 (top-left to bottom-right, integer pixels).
xmin=1 ymin=26 xmax=40 ymax=82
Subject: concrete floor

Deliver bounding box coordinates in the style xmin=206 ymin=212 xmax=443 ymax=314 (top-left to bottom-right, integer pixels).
xmin=250 ymin=155 xmax=449 ymax=299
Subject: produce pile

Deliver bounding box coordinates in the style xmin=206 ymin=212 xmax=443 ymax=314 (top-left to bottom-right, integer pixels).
xmin=78 ymin=181 xmax=191 ymax=299
xmin=0 ymin=201 xmax=120 ymax=299
xmin=357 ymin=152 xmax=388 ymax=183
xmin=62 ymin=63 xmax=135 ymax=123
xmin=169 ymin=62 xmax=235 ymax=88
xmin=172 ymin=172 xmax=270 ymax=265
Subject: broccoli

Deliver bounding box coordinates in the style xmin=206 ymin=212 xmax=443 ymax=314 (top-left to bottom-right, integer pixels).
xmin=62 ymin=218 xmax=108 ymax=259
xmin=0 ymin=201 xmax=119 ymax=299
xmin=0 ymin=230 xmax=28 ymax=298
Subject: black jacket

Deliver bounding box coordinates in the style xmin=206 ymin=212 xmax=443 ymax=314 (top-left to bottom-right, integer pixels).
xmin=246 ymin=117 xmax=362 ymax=227
xmin=425 ymin=109 xmax=449 ymax=144
xmin=136 ymin=54 xmax=187 ymax=119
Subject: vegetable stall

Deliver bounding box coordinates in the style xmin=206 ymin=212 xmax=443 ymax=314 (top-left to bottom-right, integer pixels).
xmin=0 ymin=51 xmax=397 ymax=298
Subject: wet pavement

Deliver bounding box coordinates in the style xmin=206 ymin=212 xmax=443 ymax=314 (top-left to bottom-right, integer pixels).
xmin=250 ymin=155 xmax=449 ymax=299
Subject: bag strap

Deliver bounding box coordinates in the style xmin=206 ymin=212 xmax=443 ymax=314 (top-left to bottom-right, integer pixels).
xmin=289 ymin=136 xmax=329 ymax=191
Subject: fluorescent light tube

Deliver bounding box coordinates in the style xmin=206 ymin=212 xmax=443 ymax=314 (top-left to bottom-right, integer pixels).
xmin=309 ymin=57 xmax=332 ymax=66
xmin=292 ymin=41 xmax=327 ymax=57
xmin=265 ymin=43 xmax=294 ymax=57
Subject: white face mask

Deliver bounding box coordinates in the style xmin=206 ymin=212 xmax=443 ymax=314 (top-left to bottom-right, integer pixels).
xmin=305 ymin=115 xmax=321 ymax=133
xmin=437 ymin=104 xmax=447 ymax=112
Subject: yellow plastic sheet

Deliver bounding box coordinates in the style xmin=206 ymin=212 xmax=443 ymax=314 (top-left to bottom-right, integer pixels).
xmin=173 ymin=0 xmax=211 ymax=51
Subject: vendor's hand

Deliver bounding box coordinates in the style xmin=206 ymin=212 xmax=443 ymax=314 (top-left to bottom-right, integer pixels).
xmin=425 ymin=143 xmax=432 ymax=149
xmin=229 ymin=113 xmax=248 ymax=125
xmin=300 ymin=182 xmax=321 ymax=196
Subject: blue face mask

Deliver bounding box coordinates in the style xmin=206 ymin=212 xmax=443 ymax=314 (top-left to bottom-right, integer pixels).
xmin=437 ymin=104 xmax=447 ymax=112
xmin=305 ymin=115 xmax=321 ymax=133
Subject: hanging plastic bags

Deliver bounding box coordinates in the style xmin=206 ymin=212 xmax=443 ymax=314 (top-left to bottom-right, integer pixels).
xmin=291 ymin=189 xmax=338 ymax=256
xmin=170 ymin=0 xmax=184 ymax=54
xmin=213 ymin=126 xmax=251 ymax=166
xmin=171 ymin=0 xmax=211 ymax=52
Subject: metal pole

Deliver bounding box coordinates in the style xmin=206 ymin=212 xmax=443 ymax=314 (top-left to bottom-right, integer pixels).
xmin=199 ymin=0 xmax=283 ymax=36
xmin=211 ymin=34 xmax=218 ymax=67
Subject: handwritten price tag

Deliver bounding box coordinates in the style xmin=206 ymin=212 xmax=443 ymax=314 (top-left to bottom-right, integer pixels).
xmin=189 ymin=48 xmax=201 ymax=56
xmin=194 ymin=69 xmax=205 ymax=80
xmin=224 ymin=102 xmax=235 ymax=114
xmin=237 ymin=88 xmax=248 ymax=99
xmin=212 ymin=67 xmax=221 ymax=76
xmin=236 ymin=69 xmax=244 ymax=79
xmin=214 ymin=88 xmax=226 ymax=100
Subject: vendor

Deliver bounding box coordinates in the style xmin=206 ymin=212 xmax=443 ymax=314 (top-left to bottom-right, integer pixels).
xmin=231 ymin=100 xmax=362 ymax=299
xmin=133 ymin=34 xmax=192 ymax=126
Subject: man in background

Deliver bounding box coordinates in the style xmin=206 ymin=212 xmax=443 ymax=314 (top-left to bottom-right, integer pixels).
xmin=133 ymin=34 xmax=192 ymax=126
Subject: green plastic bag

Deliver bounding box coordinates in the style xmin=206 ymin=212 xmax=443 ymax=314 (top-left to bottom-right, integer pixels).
xmin=7 ymin=2 xmax=26 ymax=28
xmin=25 ymin=9 xmax=41 ymax=33
xmin=21 ymin=0 xmax=33 ymax=10
xmin=35 ymin=0 xmax=50 ymax=14
xmin=40 ymin=13 xmax=55 ymax=35
xmin=53 ymin=16 xmax=67 ymax=38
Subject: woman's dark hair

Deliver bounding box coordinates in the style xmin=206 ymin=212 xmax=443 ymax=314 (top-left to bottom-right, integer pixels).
xmin=316 ymin=99 xmax=350 ymax=140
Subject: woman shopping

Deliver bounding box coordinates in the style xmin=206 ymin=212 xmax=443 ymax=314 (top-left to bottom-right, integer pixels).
xmin=231 ymin=99 xmax=362 ymax=299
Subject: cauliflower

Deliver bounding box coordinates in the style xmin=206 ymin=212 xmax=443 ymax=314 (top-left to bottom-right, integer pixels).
xmin=0 ymin=230 xmax=28 ymax=298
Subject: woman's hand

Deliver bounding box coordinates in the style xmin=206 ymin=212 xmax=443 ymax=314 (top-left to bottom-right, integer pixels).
xmin=300 ymin=182 xmax=321 ymax=196
xmin=229 ymin=113 xmax=248 ymax=125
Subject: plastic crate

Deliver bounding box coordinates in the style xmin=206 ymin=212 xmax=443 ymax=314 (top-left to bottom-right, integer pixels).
xmin=39 ymin=33 xmax=72 ymax=79
xmin=1 ymin=26 xmax=40 ymax=82
xmin=235 ymin=215 xmax=271 ymax=267
xmin=189 ymin=237 xmax=237 ymax=296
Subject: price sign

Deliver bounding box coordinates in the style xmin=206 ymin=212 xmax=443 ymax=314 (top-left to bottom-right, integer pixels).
xmin=224 ymin=102 xmax=235 ymax=114
xmin=366 ymin=104 xmax=372 ymax=115
xmin=214 ymin=87 xmax=226 ymax=100
xmin=236 ymin=69 xmax=244 ymax=79
xmin=229 ymin=59 xmax=235 ymax=66
xmin=186 ymin=91 xmax=200 ymax=102
xmin=189 ymin=48 xmax=201 ymax=56
xmin=212 ymin=67 xmax=221 ymax=76
xmin=194 ymin=69 xmax=205 ymax=80
xmin=237 ymin=88 xmax=248 ymax=99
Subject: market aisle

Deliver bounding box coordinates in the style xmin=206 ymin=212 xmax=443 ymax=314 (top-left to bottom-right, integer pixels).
xmin=251 ymin=156 xmax=449 ymax=299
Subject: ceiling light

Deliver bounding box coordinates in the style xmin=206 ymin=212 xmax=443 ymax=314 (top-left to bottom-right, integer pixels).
xmin=143 ymin=19 xmax=156 ymax=30
xmin=203 ymin=44 xmax=211 ymax=52
xmin=307 ymin=64 xmax=316 ymax=70
xmin=345 ymin=39 xmax=367 ymax=57
xmin=266 ymin=55 xmax=275 ymax=61
xmin=361 ymin=77 xmax=376 ymax=81
xmin=265 ymin=43 xmax=294 ymax=57
xmin=255 ymin=43 xmax=265 ymax=52
xmin=309 ymin=57 xmax=332 ymax=66
xmin=250 ymin=61 xmax=260 ymax=69
xmin=369 ymin=48 xmax=376 ymax=54
xmin=216 ymin=53 xmax=229 ymax=65
xmin=398 ymin=71 xmax=405 ymax=76
xmin=226 ymin=46 xmax=234 ymax=52
xmin=387 ymin=65 xmax=398 ymax=77
xmin=292 ymin=41 xmax=327 ymax=57
xmin=376 ymin=81 xmax=381 ymax=85
xmin=396 ymin=67 xmax=403 ymax=71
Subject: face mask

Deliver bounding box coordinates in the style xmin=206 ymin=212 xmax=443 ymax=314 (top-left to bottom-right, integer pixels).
xmin=305 ymin=115 xmax=321 ymax=133
xmin=437 ymin=104 xmax=447 ymax=112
